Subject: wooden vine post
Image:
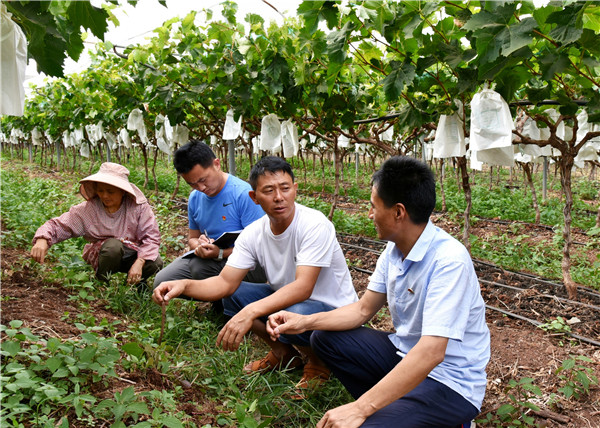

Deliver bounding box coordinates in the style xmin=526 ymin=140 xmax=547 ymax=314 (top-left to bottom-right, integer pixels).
xmin=328 ymin=136 xmax=342 ymax=221
xmin=456 ymin=156 xmax=472 ymax=252
xmin=515 ymin=113 xmax=600 ymax=299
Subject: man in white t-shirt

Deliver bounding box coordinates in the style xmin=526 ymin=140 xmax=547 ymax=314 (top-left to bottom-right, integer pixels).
xmin=153 ymin=156 xmax=357 ymax=395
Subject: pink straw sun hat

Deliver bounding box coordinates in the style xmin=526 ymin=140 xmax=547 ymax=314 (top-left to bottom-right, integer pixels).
xmin=79 ymin=162 xmax=146 ymax=204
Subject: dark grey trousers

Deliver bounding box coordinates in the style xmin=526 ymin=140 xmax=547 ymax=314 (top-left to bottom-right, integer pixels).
xmin=96 ymin=238 xmax=163 ymax=283
xmin=152 ymin=252 xmax=266 ymax=289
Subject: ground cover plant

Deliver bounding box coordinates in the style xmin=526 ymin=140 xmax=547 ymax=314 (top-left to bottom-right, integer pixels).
xmin=1 ymin=155 xmax=599 ymax=427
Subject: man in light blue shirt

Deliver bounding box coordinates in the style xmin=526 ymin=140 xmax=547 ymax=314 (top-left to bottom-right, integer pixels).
xmin=267 ymin=156 xmax=490 ymax=427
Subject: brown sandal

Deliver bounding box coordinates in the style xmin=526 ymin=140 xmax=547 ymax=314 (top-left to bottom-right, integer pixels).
xmin=244 ymin=350 xmax=304 ymax=374
xmin=291 ymin=362 xmax=330 ymax=399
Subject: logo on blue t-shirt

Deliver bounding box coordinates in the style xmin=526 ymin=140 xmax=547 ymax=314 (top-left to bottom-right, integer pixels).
xmin=223 ymin=202 xmax=233 ymax=207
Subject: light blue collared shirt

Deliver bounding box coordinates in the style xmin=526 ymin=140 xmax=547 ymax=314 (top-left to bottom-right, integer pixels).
xmin=368 ymin=221 xmax=490 ymax=410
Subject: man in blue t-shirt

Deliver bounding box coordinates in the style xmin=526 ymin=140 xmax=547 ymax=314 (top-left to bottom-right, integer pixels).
xmin=153 ymin=140 xmax=266 ymax=299
xmin=267 ymin=156 xmax=490 ymax=427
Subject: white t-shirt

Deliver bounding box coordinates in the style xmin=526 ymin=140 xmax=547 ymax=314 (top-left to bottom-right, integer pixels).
xmin=227 ymin=203 xmax=358 ymax=308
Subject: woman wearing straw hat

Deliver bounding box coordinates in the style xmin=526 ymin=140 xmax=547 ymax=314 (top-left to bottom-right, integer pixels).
xmin=31 ymin=162 xmax=163 ymax=286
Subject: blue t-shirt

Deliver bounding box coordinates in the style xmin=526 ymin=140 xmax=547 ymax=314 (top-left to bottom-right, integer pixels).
xmin=368 ymin=221 xmax=490 ymax=410
xmin=187 ymin=174 xmax=264 ymax=245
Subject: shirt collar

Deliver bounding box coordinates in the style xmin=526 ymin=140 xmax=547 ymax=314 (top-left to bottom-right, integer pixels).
xmin=404 ymin=220 xmax=435 ymax=262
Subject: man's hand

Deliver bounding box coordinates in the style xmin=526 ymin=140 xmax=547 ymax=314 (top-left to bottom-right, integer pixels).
xmin=152 ymin=280 xmax=187 ymax=304
xmin=127 ymin=258 xmax=145 ymax=284
xmin=195 ymin=242 xmax=219 ymax=259
xmin=266 ymin=310 xmax=308 ymax=341
xmin=316 ymin=402 xmax=368 ymax=428
xmin=31 ymin=238 xmax=49 ymax=263
xmin=216 ymin=312 xmax=253 ymax=351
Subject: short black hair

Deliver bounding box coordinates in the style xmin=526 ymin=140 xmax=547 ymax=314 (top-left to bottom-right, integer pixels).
xmin=249 ymin=156 xmax=294 ymax=190
xmin=371 ymin=156 xmax=436 ymax=224
xmin=173 ymin=139 xmax=216 ymax=173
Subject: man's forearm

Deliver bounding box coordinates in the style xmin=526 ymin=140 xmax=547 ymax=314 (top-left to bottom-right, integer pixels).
xmin=180 ymin=277 xmax=230 ymax=301
xmin=303 ymin=300 xmax=373 ymax=332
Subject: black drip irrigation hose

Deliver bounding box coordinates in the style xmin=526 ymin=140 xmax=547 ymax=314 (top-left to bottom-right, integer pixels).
xmin=486 ymin=304 xmax=600 ymax=348
xmin=472 ymin=259 xmax=600 ymax=300
xmin=470 ymin=218 xmax=589 ymax=246
xmin=338 ymin=236 xmax=600 ymax=299
xmin=348 ymin=265 xmax=600 ymax=348
xmin=479 ymin=279 xmax=600 ymax=311
xmin=340 ymin=237 xmax=599 ymax=298
xmin=340 ymin=242 xmax=382 ymax=255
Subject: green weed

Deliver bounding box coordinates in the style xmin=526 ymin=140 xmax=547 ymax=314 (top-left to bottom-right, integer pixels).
xmin=555 ymin=355 xmax=599 ymax=400
xmin=538 ymin=316 xmax=572 ymax=335
xmin=476 ymin=377 xmax=542 ymax=427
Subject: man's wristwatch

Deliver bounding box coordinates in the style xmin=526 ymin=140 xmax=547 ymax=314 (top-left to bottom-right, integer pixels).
xmin=216 ymin=248 xmax=224 ymax=261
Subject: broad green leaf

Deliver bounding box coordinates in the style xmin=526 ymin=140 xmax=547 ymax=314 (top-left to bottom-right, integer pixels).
xmin=326 ymin=62 xmax=344 ymax=95
xmin=41 ymin=385 xmax=64 ymax=398
xmin=327 ymin=21 xmax=354 ymax=65
xmin=1 ymin=340 xmax=21 ymax=357
xmin=122 ymin=342 xmax=144 ymax=359
xmin=52 ymin=368 xmax=70 ymax=378
xmin=546 ymin=3 xmax=585 ymax=45
xmin=402 ymin=12 xmax=424 ymax=39
xmin=181 ymin=11 xmax=196 ymax=33
xmin=113 ymin=403 xmax=127 ymax=421
xmin=66 ymin=1 xmax=109 ymax=40
xmin=382 ymin=61 xmax=416 ymax=101
xmin=356 ymin=41 xmax=384 ymax=69
xmin=495 ymin=66 xmax=530 ymax=102
xmin=478 ymin=46 xmax=531 ymax=80
xmin=78 ymin=345 xmax=97 ymax=363
xmin=578 ymin=29 xmax=600 ymax=56
xmin=80 ymin=332 xmax=98 ymax=344
xmin=298 ymin=1 xmax=339 ymax=34
xmin=126 ymin=401 xmax=150 ymax=415
xmin=456 ymin=68 xmax=479 ymax=94
xmin=8 ymin=320 xmax=24 ymax=329
xmin=539 ymin=52 xmax=570 ymax=81
xmin=158 ymin=416 xmax=185 ymax=428
xmin=501 ymin=17 xmax=537 ymax=56
xmin=526 ymin=85 xmax=552 ymax=104
xmin=497 ymin=403 xmax=516 ymax=415
xmin=362 ymin=1 xmax=394 ymax=36
xmin=45 ymin=356 xmax=63 ymax=373
xmin=118 ymin=386 xmax=136 ymax=402
xmin=582 ymin=6 xmax=600 ymax=32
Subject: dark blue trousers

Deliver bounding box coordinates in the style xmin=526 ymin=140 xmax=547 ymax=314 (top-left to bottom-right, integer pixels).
xmin=311 ymin=327 xmax=478 ymax=428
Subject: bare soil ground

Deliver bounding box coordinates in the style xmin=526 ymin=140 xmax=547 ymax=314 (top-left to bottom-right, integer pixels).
xmin=3 ymin=239 xmax=599 ymax=427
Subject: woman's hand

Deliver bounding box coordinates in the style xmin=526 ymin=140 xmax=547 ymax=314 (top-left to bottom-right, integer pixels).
xmin=127 ymin=258 xmax=145 ymax=284
xmin=31 ymin=239 xmax=49 ymax=263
